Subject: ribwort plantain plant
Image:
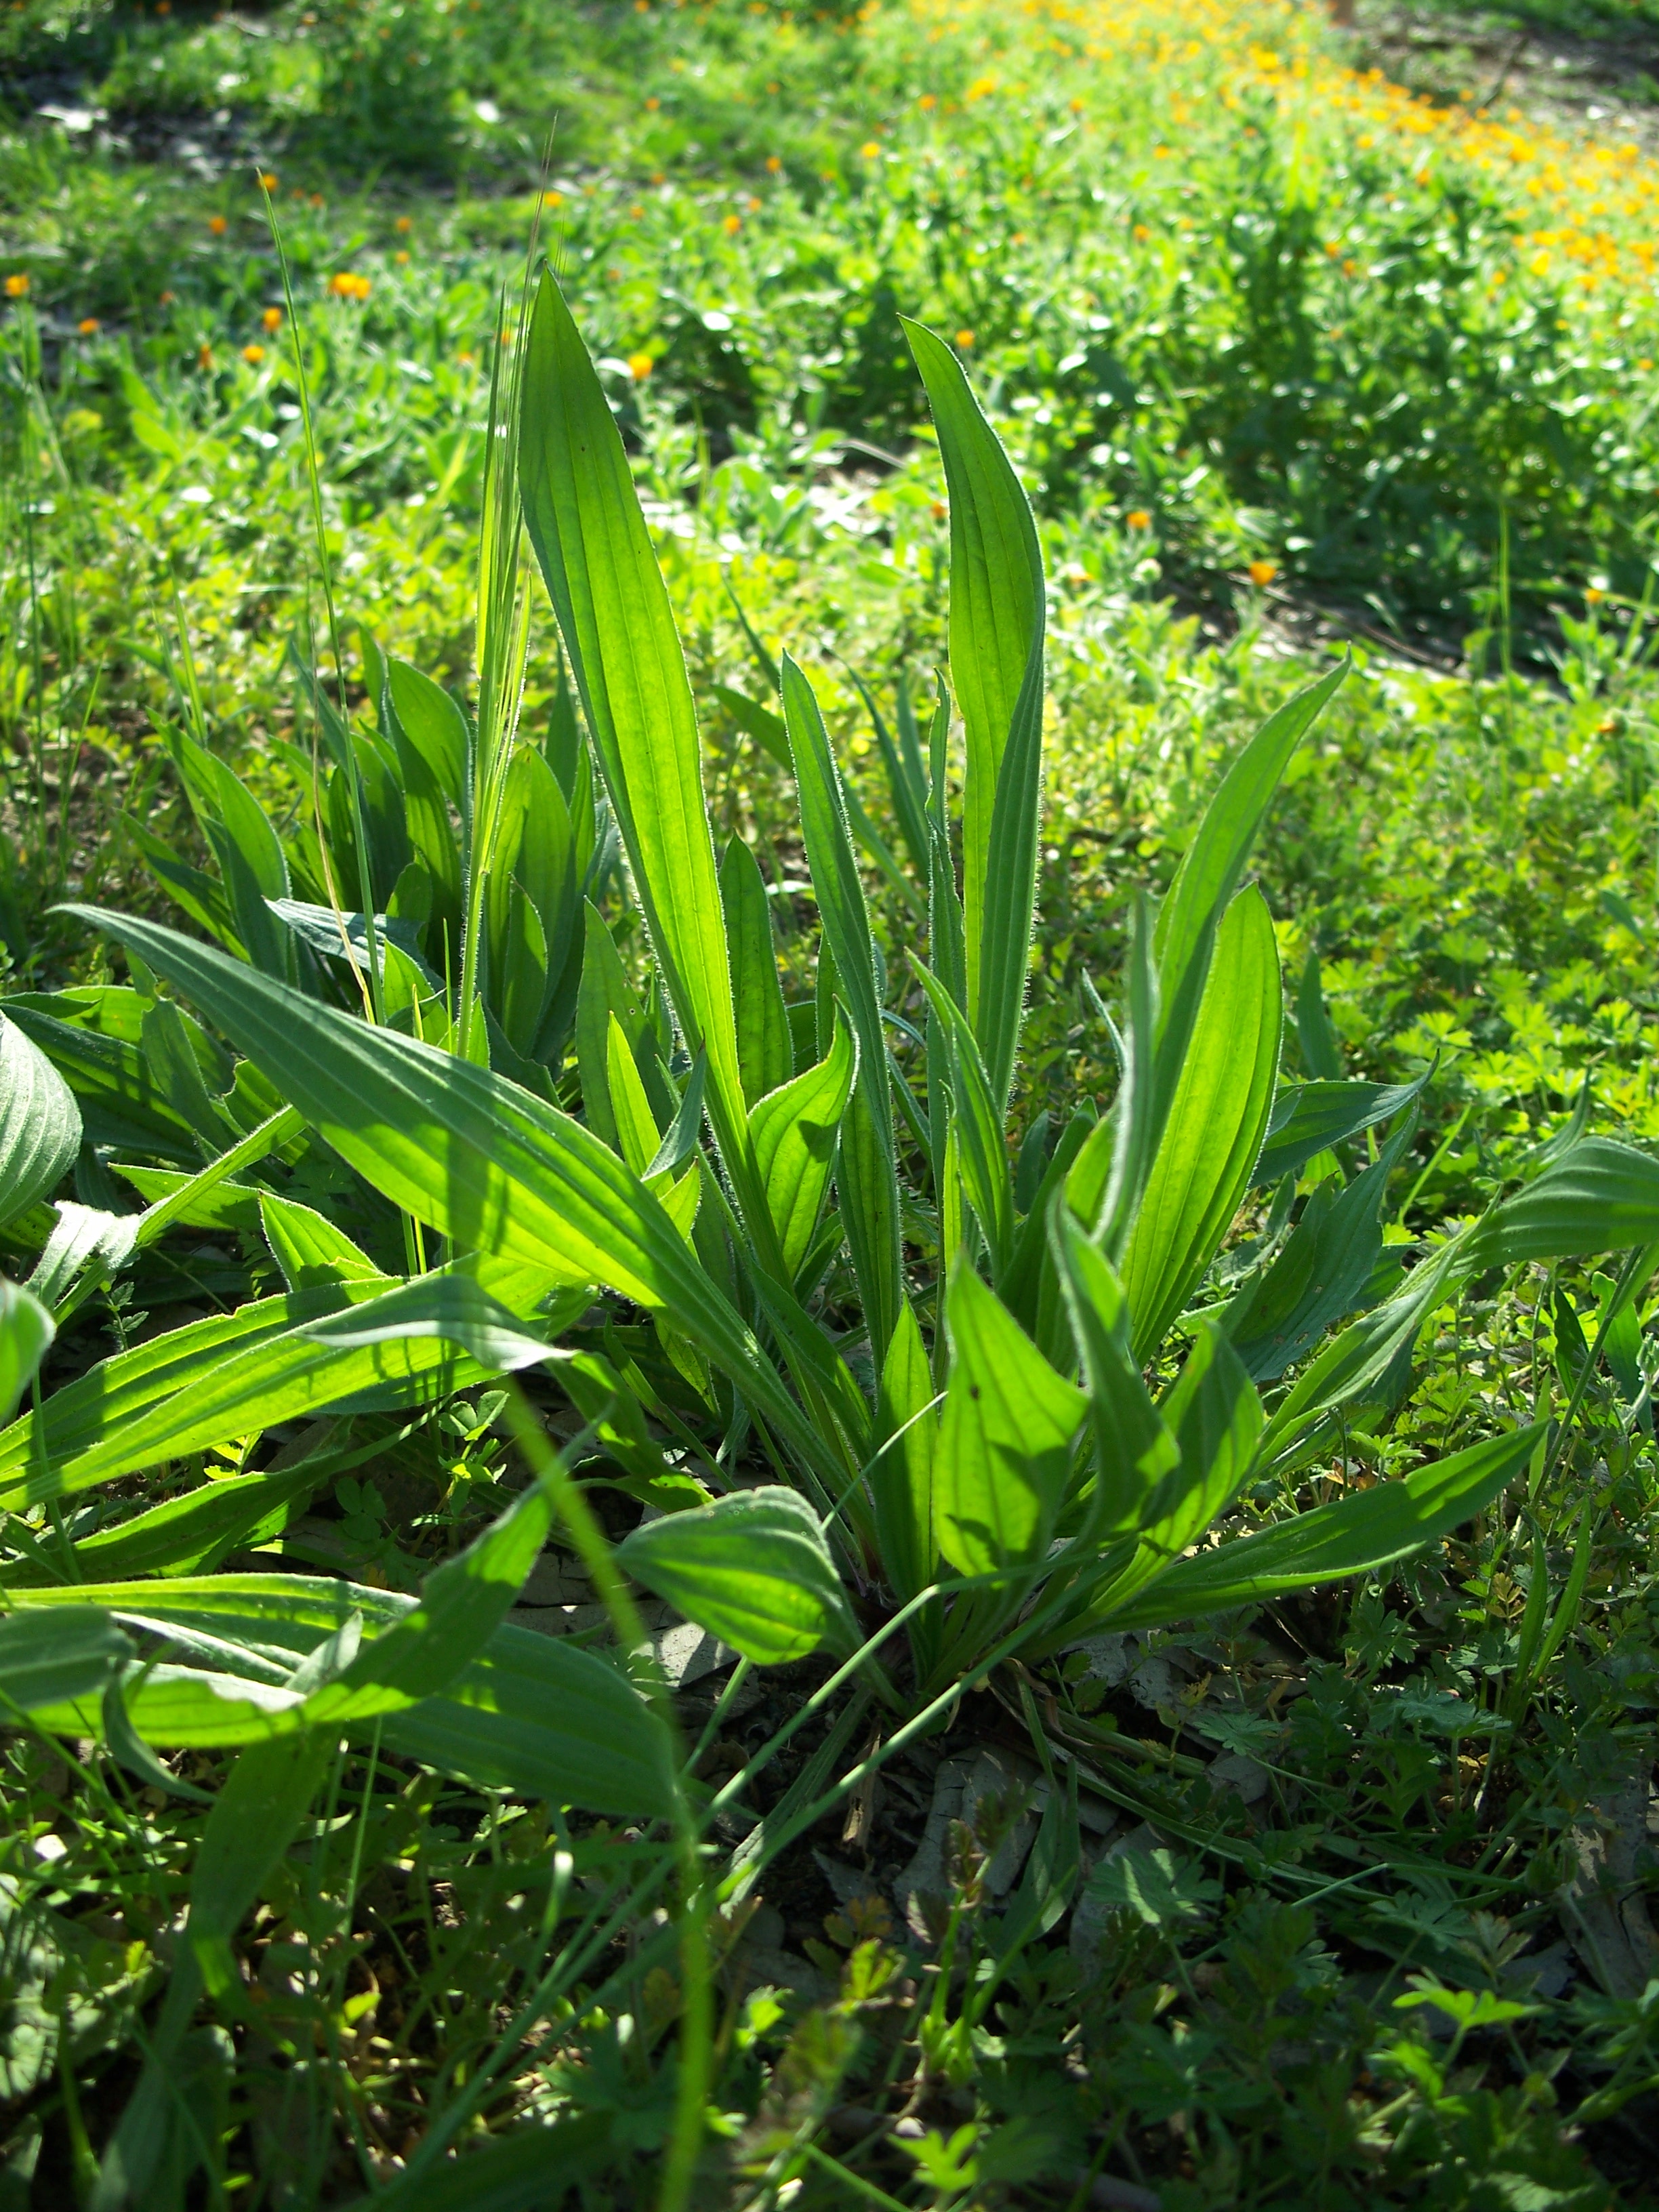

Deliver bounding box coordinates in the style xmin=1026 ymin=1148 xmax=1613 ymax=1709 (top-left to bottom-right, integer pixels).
xmin=7 ymin=274 xmax=1659 ymax=2203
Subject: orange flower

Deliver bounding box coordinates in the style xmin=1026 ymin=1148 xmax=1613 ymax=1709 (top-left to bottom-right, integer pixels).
xmin=197 ymin=343 xmax=214 ymax=370
xmin=328 ymin=272 xmax=371 ymax=300
xmin=262 ymin=305 xmax=283 ymax=331
xmin=3 ymin=274 xmax=26 ymax=298
xmin=954 ymin=327 xmax=975 ymax=348
xmin=1133 ymin=223 xmax=1151 ymax=241
xmin=395 ymin=213 xmax=413 ymax=231
xmin=919 ymin=93 xmax=937 ymax=110
xmin=394 ymin=249 xmax=410 ymax=265
xmin=159 ymin=289 xmax=175 ymax=306
xmin=1586 ymin=585 xmax=1607 ymax=605
xmin=723 ymin=213 xmax=741 ymax=234
xmin=1126 ymin=508 xmax=1151 ymax=529
xmin=1247 ymin=558 xmax=1279 ymax=587
xmin=627 ymin=350 xmax=654 ymax=380
xmin=629 ymin=203 xmax=644 ymax=220
xmin=241 ymin=343 xmax=266 ymax=365
xmin=207 ymin=214 xmax=228 ymax=236
xmin=644 ymin=95 xmax=659 ymax=111
xmin=77 ymin=316 xmax=99 ymax=335
xmin=765 ymin=155 xmax=782 ymax=173
xmin=259 ymin=171 xmax=278 ymax=191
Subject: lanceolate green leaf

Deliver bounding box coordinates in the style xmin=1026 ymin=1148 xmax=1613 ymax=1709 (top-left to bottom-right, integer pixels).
xmin=872 ymin=1298 xmax=938 ymax=1603
xmin=748 ymin=1012 xmax=856 ymax=1282
xmin=518 ymin=273 xmax=749 ymax=1182
xmin=1465 ymin=1137 xmax=1659 ymax=1268
xmin=1254 ymin=1073 xmax=1426 ymax=1189
xmin=1151 ymin=659 xmax=1345 ymax=1092
xmin=720 ymin=836 xmax=793 ymax=1109
xmin=0 ymin=1605 xmax=134 ymax=1716
xmin=57 ymin=908 xmax=838 ymax=1487
xmin=903 ymin=318 xmax=1044 ymax=1113
xmin=0 ymin=1012 xmax=80 ymax=1230
xmin=1122 ymin=885 xmax=1282 ymax=1359
xmin=935 ymin=1264 xmax=1086 ymax=1577
xmin=1105 ymin=1425 xmax=1542 ymax=1631
xmin=781 ymin=651 xmax=901 ymax=1353
xmin=0 ymin=1279 xmax=53 ymax=1428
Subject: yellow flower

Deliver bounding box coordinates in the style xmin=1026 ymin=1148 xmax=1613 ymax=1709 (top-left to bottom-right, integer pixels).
xmin=207 ymin=214 xmax=227 ymax=236
xmin=1248 ymin=558 xmax=1279 ymax=587
xmin=241 ymin=342 xmax=266 ymax=364
xmin=4 ymin=273 xmax=28 ymax=298
xmin=860 ymin=140 xmax=880 ymax=159
xmin=329 ymin=272 xmax=371 ymax=300
xmin=396 ymin=213 xmax=413 ymax=231
xmin=1133 ymin=223 xmax=1151 ymax=241
xmin=919 ymin=93 xmax=937 ymax=110
xmin=262 ymin=306 xmax=283 ymax=331
xmin=723 ymin=213 xmax=741 ymax=234
xmin=197 ymin=343 xmax=214 ymax=370
xmin=765 ymin=155 xmax=782 ymax=173
xmin=1586 ymin=586 xmax=1606 ymax=605
xmin=259 ymin=171 xmax=278 ymax=191
xmin=394 ymin=249 xmax=410 ymax=265
xmin=1126 ymin=508 xmax=1151 ymax=529
xmin=644 ymin=95 xmax=660 ymax=111
xmin=627 ymin=350 xmax=654 ymax=380
xmin=629 ymin=203 xmax=644 ymax=220
xmin=77 ymin=316 xmax=99 ymax=335
xmin=954 ymin=327 xmax=974 ymax=348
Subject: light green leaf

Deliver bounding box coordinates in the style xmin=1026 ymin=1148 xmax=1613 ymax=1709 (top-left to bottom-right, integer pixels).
xmin=1052 ymin=1219 xmax=1177 ymax=1539
xmin=748 ymin=1011 xmax=856 ymax=1282
xmin=260 ymin=1193 xmax=383 ymax=1292
xmin=0 ymin=1279 xmax=53 ymax=1428
xmin=518 ymin=274 xmax=748 ymax=1173
xmin=720 ymin=836 xmax=793 ymax=1108
xmin=1105 ymin=1424 xmax=1541 ymax=1630
xmin=0 ymin=1605 xmax=134 ymax=1715
xmin=935 ymin=1264 xmax=1086 ymax=1576
xmin=903 ymin=318 xmax=1044 ymax=1114
xmin=0 ymin=1012 xmax=80 ymax=1231
xmin=872 ymin=1298 xmax=938 ymax=1603
xmin=1122 ymin=885 xmax=1282 ymax=1359
xmin=1151 ymin=661 xmax=1345 ymax=1090
xmin=1254 ymin=1073 xmax=1426 ymax=1188
xmin=1466 ymin=1137 xmax=1659 ymax=1268
xmin=910 ymin=960 xmax=1014 ymax=1280
xmin=617 ymin=1486 xmax=855 ymax=1665
xmin=57 ymin=905 xmax=837 ymax=1485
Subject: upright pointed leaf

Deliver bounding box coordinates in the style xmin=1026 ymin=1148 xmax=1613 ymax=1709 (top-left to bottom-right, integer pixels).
xmin=903 ymin=319 xmax=1044 ymax=1114
xmin=1122 ymin=886 xmax=1282 ymax=1358
xmin=872 ymin=1297 xmax=938 ymax=1602
xmin=935 ymin=1264 xmax=1086 ymax=1577
xmin=720 ymin=836 xmax=792 ymax=1107
xmin=518 ymin=274 xmax=749 ymax=1182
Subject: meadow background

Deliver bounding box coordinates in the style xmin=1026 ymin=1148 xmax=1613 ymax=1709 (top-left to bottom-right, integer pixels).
xmin=11 ymin=0 xmax=1659 ymax=2205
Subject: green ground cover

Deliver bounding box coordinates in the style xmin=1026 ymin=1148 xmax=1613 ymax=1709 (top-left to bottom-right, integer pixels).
xmin=9 ymin=3 xmax=1659 ymax=2208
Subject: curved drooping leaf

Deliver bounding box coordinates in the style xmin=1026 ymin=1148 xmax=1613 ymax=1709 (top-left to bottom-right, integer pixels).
xmin=0 ymin=1605 xmax=134 ymax=1715
xmin=0 ymin=1012 xmax=80 ymax=1231
xmin=0 ymin=1279 xmax=53 ymax=1429
xmin=1254 ymin=1073 xmax=1426 ymax=1188
xmin=1466 ymin=1137 xmax=1659 ymax=1269
xmin=617 ymin=1486 xmax=856 ymax=1665
xmin=57 ymin=905 xmax=837 ymax=1485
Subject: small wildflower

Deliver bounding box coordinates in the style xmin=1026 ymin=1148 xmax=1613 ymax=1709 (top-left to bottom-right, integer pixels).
xmin=1068 ymin=96 xmax=1085 ymax=113
xmin=328 ymin=272 xmax=371 ymax=300
xmin=4 ymin=273 xmax=28 ymax=298
xmin=207 ymin=214 xmax=228 ymax=236
xmin=258 ymin=171 xmax=278 ymax=191
xmin=644 ymin=95 xmax=659 ymax=110
xmin=1641 ymin=358 xmax=1654 ymax=372
xmin=77 ymin=316 xmax=99 ymax=335
xmin=627 ymin=350 xmax=654 ymax=380
xmin=1132 ymin=223 xmax=1151 ymax=241
xmin=930 ymin=499 xmax=947 ymax=520
xmin=629 ymin=203 xmax=644 ymax=220
xmin=919 ymin=93 xmax=937 ymax=110
xmin=1586 ymin=586 xmax=1607 ymax=605
xmin=394 ymin=249 xmax=410 ymax=265
xmin=765 ymin=155 xmax=782 ymax=173
xmin=1248 ymin=558 xmax=1278 ymax=587
xmin=954 ymin=327 xmax=974 ymax=348
xmin=197 ymin=342 xmax=214 ymax=369
xmin=241 ymin=342 xmax=266 ymax=364
xmin=745 ymin=195 xmax=760 ymax=211
xmin=1342 ymin=258 xmax=1357 ymax=276
xmin=860 ymin=140 xmax=880 ymax=159
xmin=262 ymin=305 xmax=282 ymax=331
xmin=395 ymin=213 xmax=413 ymax=230
xmin=723 ymin=213 xmax=741 ymax=234
xmin=457 ymin=349 xmax=475 ymax=363
xmin=159 ymin=289 xmax=176 ymax=306
xmin=310 ymin=192 xmax=325 ymax=209
xmin=1126 ymin=508 xmax=1151 ymax=529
